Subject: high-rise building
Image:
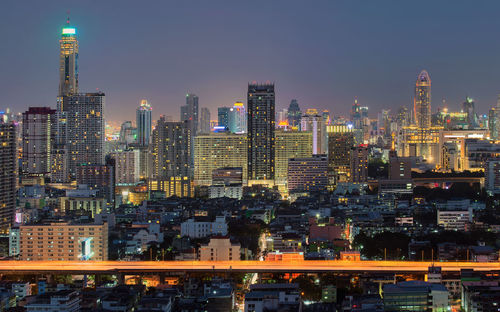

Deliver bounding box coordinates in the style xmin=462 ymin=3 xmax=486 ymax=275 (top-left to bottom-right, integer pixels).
xmin=275 ymin=130 xmax=313 ymax=193
xmin=110 ymin=149 xmax=142 ymax=184
xmin=287 ymin=99 xmax=302 ymax=129
xmin=21 ymin=107 xmax=56 ymax=177
xmin=194 ymin=133 xmax=247 ymax=186
xmin=58 ymin=18 xmax=78 ymax=97
xmin=247 ymin=83 xmax=275 ymax=184
xmin=229 ymin=101 xmax=247 ymax=133
xmin=181 ymin=93 xmax=199 ymax=134
xmin=62 ymin=93 xmax=105 ymax=178
xmin=200 ymin=107 xmax=211 ymax=134
xmin=0 ymin=122 xmax=16 ymax=233
xmin=136 ymin=99 xmax=152 ymax=147
xmin=75 ymin=156 xmax=115 ymax=207
xmin=485 ymin=159 xmax=500 ymax=195
xmin=350 ymin=145 xmax=368 ymax=183
xmin=327 ymin=125 xmax=355 ymax=186
xmin=489 ymin=107 xmax=497 ymax=140
xmin=151 ymin=117 xmax=191 ymax=179
xmin=288 ymin=155 xmax=328 ymax=194
xmin=414 ymin=70 xmax=431 ymax=129
xmin=351 ymin=97 xmax=361 ymax=128
xmin=217 ymin=107 xmax=231 ymax=129
xmin=300 ymin=109 xmax=326 ymax=155
xmin=462 ymin=97 xmax=477 ymax=129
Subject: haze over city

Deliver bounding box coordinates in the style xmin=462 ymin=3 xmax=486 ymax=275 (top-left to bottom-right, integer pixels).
xmin=2 ymin=1 xmax=500 ymax=122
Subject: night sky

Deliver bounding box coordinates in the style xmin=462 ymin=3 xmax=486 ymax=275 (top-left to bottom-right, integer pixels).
xmin=2 ymin=0 xmax=500 ymax=124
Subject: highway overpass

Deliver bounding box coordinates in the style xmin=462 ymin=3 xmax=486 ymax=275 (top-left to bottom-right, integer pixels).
xmin=0 ymin=260 xmax=499 ymax=275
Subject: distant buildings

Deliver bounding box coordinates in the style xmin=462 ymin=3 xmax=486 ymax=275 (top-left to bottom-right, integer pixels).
xmin=181 ymin=93 xmax=199 ymax=135
xmin=287 ymin=99 xmax=302 ymax=129
xmin=327 ymin=125 xmax=355 ymax=187
xmin=136 ymin=99 xmax=152 ymax=147
xmin=350 ymin=145 xmax=368 ymax=183
xmin=301 ymin=109 xmax=327 ymax=155
xmin=228 ymin=101 xmax=247 ymax=133
xmin=199 ymin=107 xmax=211 ymax=134
xmin=247 ymin=83 xmax=275 ymax=185
xmin=217 ymin=107 xmax=230 ymax=129
xmin=288 ymin=155 xmax=328 ymax=194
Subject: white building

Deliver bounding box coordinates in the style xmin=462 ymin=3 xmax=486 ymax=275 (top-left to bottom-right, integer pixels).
xmin=199 ymin=237 xmax=240 ymax=261
xmin=180 ymin=216 xmax=228 ymax=238
xmin=25 ymin=290 xmax=80 ymax=312
xmin=110 ymin=149 xmax=142 ymax=184
xmin=437 ymin=208 xmax=472 ymax=231
xmin=208 ymin=185 xmax=242 ymax=199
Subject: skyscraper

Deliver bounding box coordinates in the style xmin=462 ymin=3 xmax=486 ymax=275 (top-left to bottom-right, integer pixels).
xmin=300 ymin=109 xmax=326 ymax=155
xmin=151 ymin=117 xmax=191 ymax=178
xmin=462 ymin=96 xmax=477 ymax=129
xmin=218 ymin=107 xmax=231 ymax=129
xmin=414 ymin=70 xmax=431 ymax=129
xmin=0 ymin=122 xmax=16 ymax=233
xmin=21 ymin=107 xmax=56 ymax=177
xmin=350 ymin=145 xmax=368 ymax=183
xmin=247 ymin=83 xmax=275 ymax=183
xmin=181 ymin=93 xmax=199 ymax=134
xmin=58 ymin=18 xmax=79 ymax=97
xmin=63 ymin=93 xmax=105 ymax=178
xmin=287 ymin=99 xmax=302 ymax=129
xmin=136 ymin=99 xmax=152 ymax=147
xmin=228 ymin=101 xmax=247 ymax=133
xmin=200 ymin=107 xmax=211 ymax=134
xmin=327 ymin=125 xmax=355 ymax=187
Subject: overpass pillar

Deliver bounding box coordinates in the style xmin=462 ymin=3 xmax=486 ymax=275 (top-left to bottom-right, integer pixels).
xmin=116 ymin=273 xmax=125 ymax=285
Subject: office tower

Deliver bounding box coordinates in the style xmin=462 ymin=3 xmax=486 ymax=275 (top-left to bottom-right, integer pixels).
xmin=414 ymin=70 xmax=431 ymax=129
xmin=21 ymin=107 xmax=56 ymax=176
xmin=62 ymin=93 xmax=105 ymax=178
xmin=151 ymin=117 xmax=191 ymax=178
xmin=0 ymin=122 xmax=16 ymax=233
xmin=229 ymin=101 xmax=247 ymax=133
xmin=76 ymin=156 xmax=115 ymax=207
xmin=58 ymin=18 xmax=78 ymax=97
xmin=351 ymin=97 xmax=361 ymax=128
xmin=288 ymin=155 xmax=328 ymax=194
xmin=136 ymin=99 xmax=152 ymax=147
xmin=350 ymin=145 xmax=368 ymax=183
xmin=247 ymin=83 xmax=275 ymax=184
xmin=18 ymin=221 xmax=108 ymax=261
xmin=462 ymin=96 xmax=477 ymax=129
xmin=118 ymin=121 xmax=136 ymax=145
xmin=180 ymin=93 xmax=199 ymax=134
xmin=489 ymin=108 xmax=497 ymax=140
xmin=218 ymin=107 xmax=231 ymax=129
xmin=301 ymin=109 xmax=326 ymax=155
xmin=200 ymin=107 xmax=211 ymax=134
xmin=275 ymin=130 xmax=313 ymax=193
xmin=327 ymin=125 xmax=355 ymax=187
xmin=287 ymin=99 xmax=302 ymax=129
xmin=322 ymin=110 xmax=331 ymax=126
xmin=194 ymin=133 xmax=247 ymax=186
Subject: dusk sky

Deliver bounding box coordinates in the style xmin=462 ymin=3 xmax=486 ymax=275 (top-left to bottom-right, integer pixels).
xmin=2 ymin=0 xmax=500 ymax=124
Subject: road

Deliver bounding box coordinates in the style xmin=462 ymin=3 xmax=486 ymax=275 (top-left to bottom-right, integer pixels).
xmin=0 ymin=260 xmax=499 ymax=275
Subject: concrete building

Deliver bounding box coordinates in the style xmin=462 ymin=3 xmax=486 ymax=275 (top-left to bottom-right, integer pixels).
xmin=287 ymin=155 xmax=328 ymax=193
xmin=199 ymin=237 xmax=241 ymax=261
xmin=75 ymin=157 xmax=115 ymax=207
xmin=383 ymin=281 xmax=448 ymax=312
xmin=300 ymin=110 xmax=326 ymax=154
xmin=25 ymin=290 xmax=80 ymax=312
xmin=110 ymin=149 xmax=142 ymax=184
xmin=327 ymin=125 xmax=355 ymax=187
xmin=247 ymin=83 xmax=275 ymax=184
xmin=19 ymin=222 xmax=108 ymax=261
xmin=180 ymin=216 xmax=228 ymax=239
xmin=275 ymin=130 xmax=313 ymax=193
xmin=245 ymin=283 xmax=302 ymax=312
xmin=463 ymin=139 xmax=500 ymax=171
xmin=194 ymin=133 xmax=247 ymax=186
xmin=437 ymin=208 xmax=472 ymax=231
xmin=485 ymin=159 xmax=500 ymax=195
xmin=350 ymin=145 xmax=368 ymax=183
xmin=0 ymin=122 xmax=16 ymax=233
xmin=21 ymin=107 xmax=56 ymax=177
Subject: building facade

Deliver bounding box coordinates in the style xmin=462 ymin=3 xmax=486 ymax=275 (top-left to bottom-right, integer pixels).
xmin=136 ymin=99 xmax=152 ymax=147
xmin=0 ymin=122 xmax=16 ymax=233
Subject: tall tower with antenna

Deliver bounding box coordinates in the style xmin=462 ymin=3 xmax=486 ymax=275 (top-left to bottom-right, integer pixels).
xmin=58 ymin=15 xmax=79 ymax=97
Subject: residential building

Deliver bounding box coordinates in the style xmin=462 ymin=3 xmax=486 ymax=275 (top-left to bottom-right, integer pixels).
xmin=350 ymin=145 xmax=368 ymax=183
xmin=180 ymin=216 xmax=228 ymax=238
xmin=0 ymin=122 xmax=16 ymax=233
xmin=327 ymin=125 xmax=355 ymax=186
xmin=200 ymin=107 xmax=211 ymax=134
xmin=288 ymin=155 xmax=328 ymax=193
xmin=199 ymin=237 xmax=241 ymax=261
xmin=25 ymin=290 xmax=80 ymax=312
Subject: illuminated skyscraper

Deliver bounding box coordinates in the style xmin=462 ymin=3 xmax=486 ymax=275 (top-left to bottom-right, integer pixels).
xmin=414 ymin=70 xmax=431 ymax=129
xmin=229 ymin=101 xmax=247 ymax=133
xmin=63 ymin=93 xmax=106 ymax=178
xmin=136 ymin=99 xmax=152 ymax=147
xmin=58 ymin=18 xmax=79 ymax=97
xmin=247 ymin=83 xmax=275 ymax=183
xmin=327 ymin=125 xmax=355 ymax=187
xmin=0 ymin=122 xmax=16 ymax=233
xmin=21 ymin=107 xmax=56 ymax=176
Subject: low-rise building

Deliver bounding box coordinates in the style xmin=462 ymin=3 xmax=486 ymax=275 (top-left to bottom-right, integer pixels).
xmin=25 ymin=290 xmax=80 ymax=312
xmin=383 ymin=281 xmax=449 ymax=312
xmin=199 ymin=237 xmax=240 ymax=261
xmin=180 ymin=216 xmax=228 ymax=238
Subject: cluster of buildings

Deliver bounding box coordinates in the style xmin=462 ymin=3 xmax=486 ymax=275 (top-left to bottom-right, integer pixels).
xmin=1 ymin=18 xmax=500 ymax=312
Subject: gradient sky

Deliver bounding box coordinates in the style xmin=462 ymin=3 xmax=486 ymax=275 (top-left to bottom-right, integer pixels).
xmin=2 ymin=0 xmax=500 ymax=124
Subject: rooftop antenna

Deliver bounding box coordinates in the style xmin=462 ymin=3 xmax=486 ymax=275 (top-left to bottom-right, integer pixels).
xmin=66 ymin=10 xmax=70 ymax=24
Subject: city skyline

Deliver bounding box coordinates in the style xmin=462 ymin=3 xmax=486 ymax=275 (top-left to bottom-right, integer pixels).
xmin=3 ymin=1 xmax=500 ymax=123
